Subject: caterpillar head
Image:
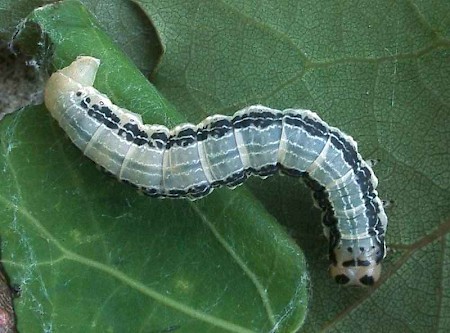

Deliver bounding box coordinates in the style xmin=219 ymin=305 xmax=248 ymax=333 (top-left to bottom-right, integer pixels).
xmin=330 ymin=259 xmax=381 ymax=287
xmin=329 ymin=239 xmax=384 ymax=287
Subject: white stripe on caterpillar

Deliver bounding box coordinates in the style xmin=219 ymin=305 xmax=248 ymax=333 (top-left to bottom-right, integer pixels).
xmin=44 ymin=56 xmax=388 ymax=287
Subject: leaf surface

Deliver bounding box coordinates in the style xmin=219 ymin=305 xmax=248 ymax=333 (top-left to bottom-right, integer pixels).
xmin=134 ymin=0 xmax=450 ymax=331
xmin=0 ymin=1 xmax=308 ymax=332
xmin=1 ymin=0 xmax=450 ymax=332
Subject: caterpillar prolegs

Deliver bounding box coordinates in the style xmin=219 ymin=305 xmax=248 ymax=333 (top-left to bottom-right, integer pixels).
xmin=44 ymin=56 xmax=388 ymax=287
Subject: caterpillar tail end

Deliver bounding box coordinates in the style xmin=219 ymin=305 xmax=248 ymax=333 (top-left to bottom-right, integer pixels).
xmin=58 ymin=56 xmax=100 ymax=86
xmin=45 ymin=56 xmax=100 ymax=118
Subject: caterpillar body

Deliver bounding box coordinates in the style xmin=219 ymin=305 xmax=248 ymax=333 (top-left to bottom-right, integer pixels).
xmin=44 ymin=56 xmax=388 ymax=286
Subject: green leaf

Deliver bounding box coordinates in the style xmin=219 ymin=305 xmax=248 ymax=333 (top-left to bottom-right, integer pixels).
xmin=0 ymin=0 xmax=44 ymax=39
xmin=0 ymin=0 xmax=162 ymax=75
xmin=2 ymin=0 xmax=450 ymax=332
xmin=0 ymin=1 xmax=307 ymax=332
xmin=132 ymin=1 xmax=450 ymax=332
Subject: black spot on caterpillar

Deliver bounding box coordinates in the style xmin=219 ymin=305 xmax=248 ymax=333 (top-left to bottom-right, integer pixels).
xmin=44 ymin=56 xmax=388 ymax=286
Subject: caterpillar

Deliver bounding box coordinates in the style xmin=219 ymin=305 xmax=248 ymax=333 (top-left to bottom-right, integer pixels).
xmin=44 ymin=56 xmax=388 ymax=287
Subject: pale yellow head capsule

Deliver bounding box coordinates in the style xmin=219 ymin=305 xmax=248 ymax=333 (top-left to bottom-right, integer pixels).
xmin=329 ymin=239 xmax=385 ymax=287
xmin=330 ymin=261 xmax=381 ymax=286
